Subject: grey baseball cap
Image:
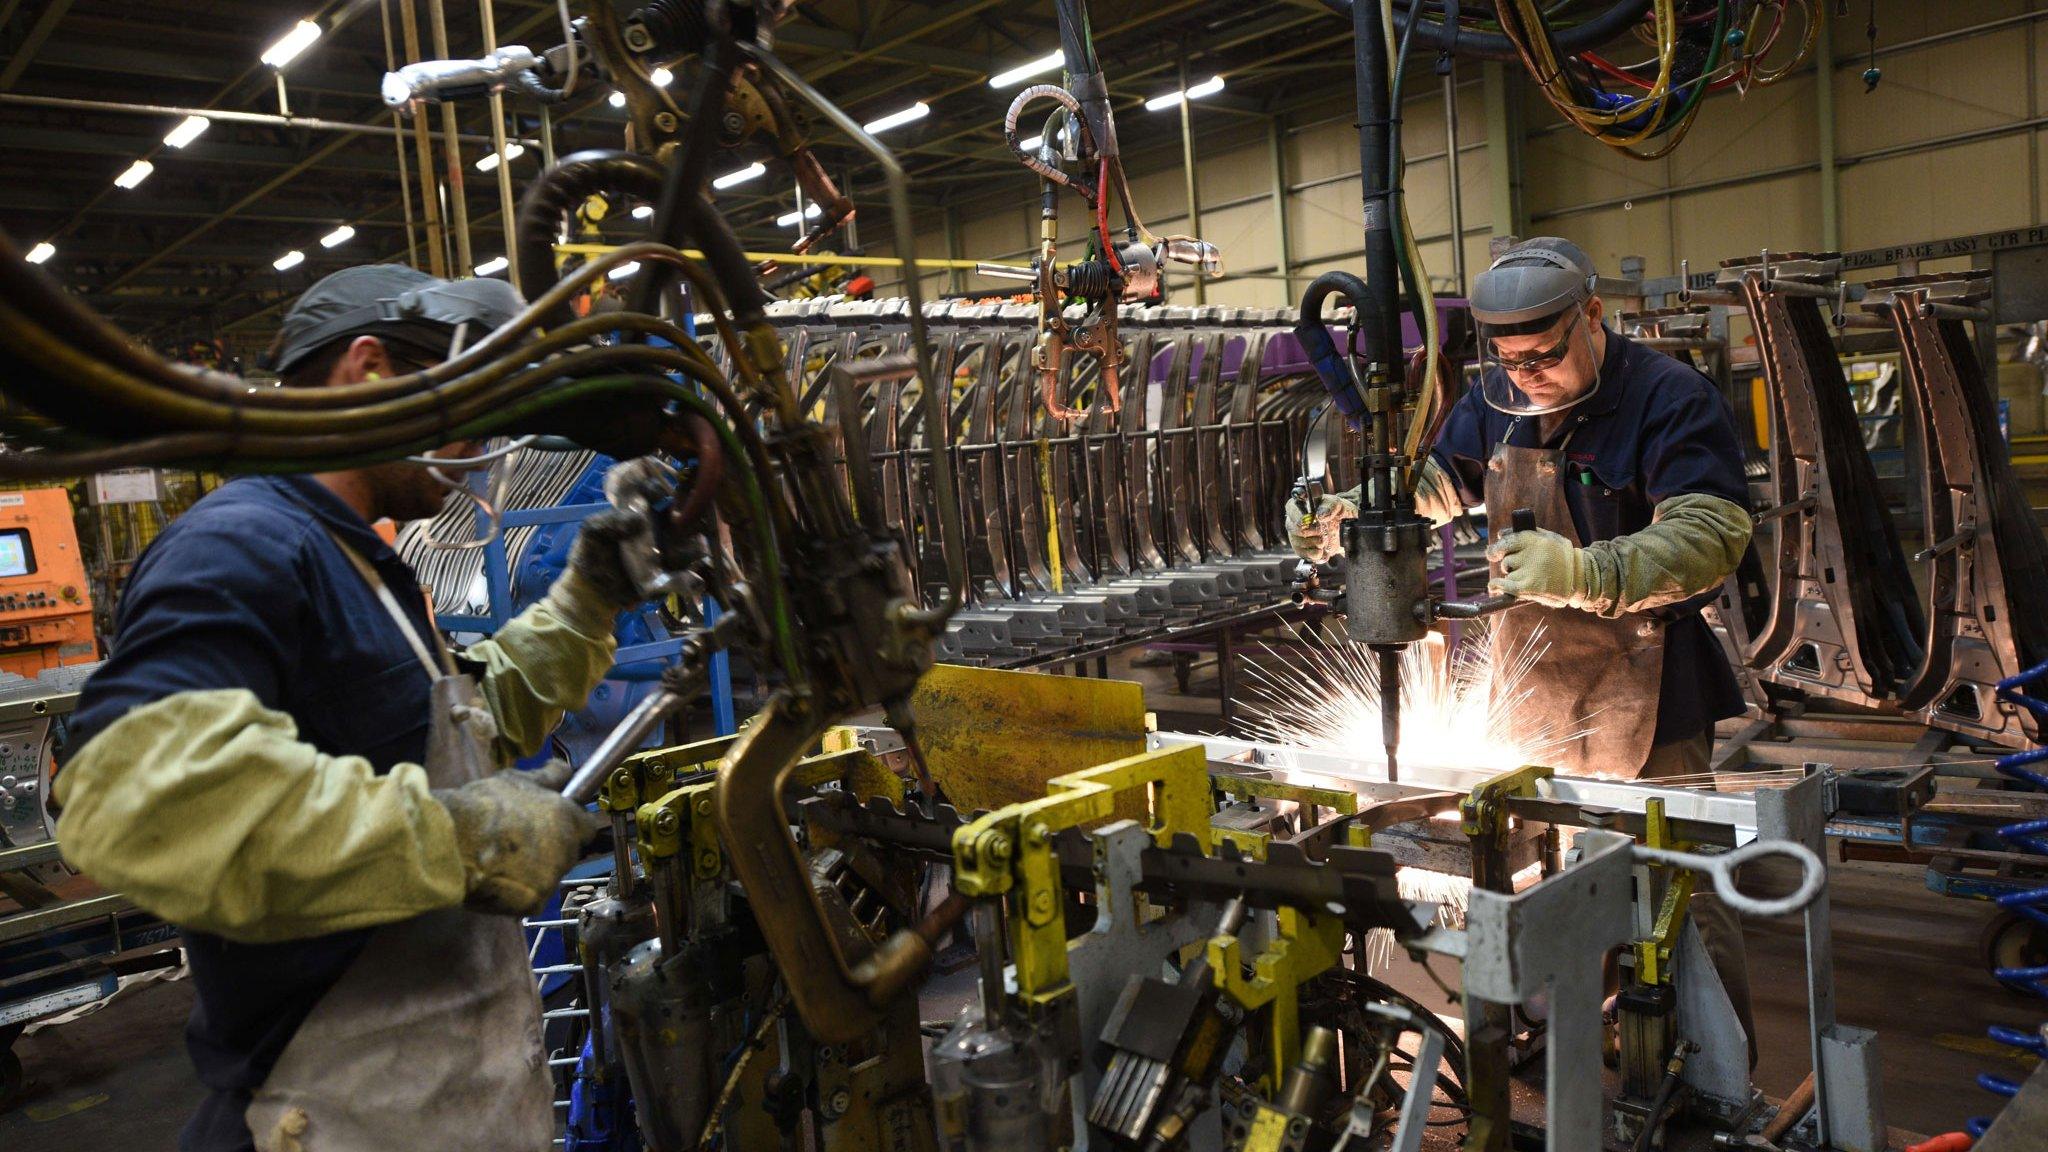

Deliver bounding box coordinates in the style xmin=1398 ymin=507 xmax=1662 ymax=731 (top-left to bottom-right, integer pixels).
xmin=265 ymin=264 xmax=526 ymax=376
xmin=1469 ymin=237 xmax=1597 ymax=336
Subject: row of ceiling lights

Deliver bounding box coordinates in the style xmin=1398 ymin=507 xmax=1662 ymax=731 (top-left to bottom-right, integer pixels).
xmin=21 ymin=21 xmax=1224 ymax=279
xmin=21 ymin=18 xmax=324 ymax=270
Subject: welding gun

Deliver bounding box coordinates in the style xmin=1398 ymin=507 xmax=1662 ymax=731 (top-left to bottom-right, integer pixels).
xmin=1341 ymin=500 xmax=1532 ymax=781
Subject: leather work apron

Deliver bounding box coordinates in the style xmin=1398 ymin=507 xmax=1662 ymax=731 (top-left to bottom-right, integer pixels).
xmin=243 ymin=532 xmax=554 ymax=1152
xmin=1484 ymin=427 xmax=1666 ymax=777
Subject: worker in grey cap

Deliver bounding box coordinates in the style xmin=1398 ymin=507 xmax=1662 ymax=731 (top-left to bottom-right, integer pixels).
xmin=1288 ymin=237 xmax=1757 ymax=1053
xmin=56 ymin=264 xmax=661 ymax=1152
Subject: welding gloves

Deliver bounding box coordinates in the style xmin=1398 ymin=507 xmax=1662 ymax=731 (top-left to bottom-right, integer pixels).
xmin=55 ymin=570 xmax=624 ymax=944
xmin=433 ymin=761 xmax=604 ymax=917
xmin=1285 ymin=458 xmax=1466 ymax=563
xmin=1285 ymin=491 xmax=1358 ymax=564
xmin=566 ymin=456 xmax=676 ymax=611
xmin=1487 ymin=492 xmax=1752 ymax=618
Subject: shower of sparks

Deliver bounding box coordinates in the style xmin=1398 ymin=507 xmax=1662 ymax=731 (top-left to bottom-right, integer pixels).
xmin=1236 ymin=620 xmax=1592 ymax=778
xmin=1358 ymin=862 xmax=1547 ymax=972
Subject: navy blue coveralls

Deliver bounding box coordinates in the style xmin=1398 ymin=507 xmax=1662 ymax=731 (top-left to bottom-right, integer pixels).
xmin=66 ymin=475 xmax=439 ymax=1152
xmin=1428 ymin=327 xmax=1752 ymax=747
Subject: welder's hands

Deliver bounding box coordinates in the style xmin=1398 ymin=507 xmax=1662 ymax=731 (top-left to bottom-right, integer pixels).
xmin=1487 ymin=527 xmax=1589 ymax=608
xmin=1285 ymin=491 xmax=1358 ymax=564
xmin=569 ymin=457 xmax=675 ymax=611
xmin=433 ymin=760 xmax=603 ymax=917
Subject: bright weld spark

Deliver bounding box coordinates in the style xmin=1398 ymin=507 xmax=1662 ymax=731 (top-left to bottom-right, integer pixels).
xmin=1236 ymin=620 xmax=1589 ymax=778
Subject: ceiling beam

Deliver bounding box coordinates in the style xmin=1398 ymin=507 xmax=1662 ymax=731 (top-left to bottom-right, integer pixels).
xmin=0 ymin=0 xmax=75 ymax=91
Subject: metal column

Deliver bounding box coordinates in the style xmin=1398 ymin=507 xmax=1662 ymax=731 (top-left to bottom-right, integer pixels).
xmin=1179 ymin=51 xmax=1204 ymax=305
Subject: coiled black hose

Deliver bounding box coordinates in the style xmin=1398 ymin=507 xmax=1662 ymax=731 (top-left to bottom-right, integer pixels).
xmin=630 ymin=0 xmax=709 ymax=56
xmin=513 ymin=149 xmax=768 ymax=328
xmin=1294 ymin=271 xmax=1386 ymax=425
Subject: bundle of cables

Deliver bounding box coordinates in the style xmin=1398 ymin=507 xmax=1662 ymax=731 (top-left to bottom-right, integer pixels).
xmin=1318 ymin=1 xmax=1817 ymax=160
xmin=1495 ymin=0 xmax=1815 ymax=157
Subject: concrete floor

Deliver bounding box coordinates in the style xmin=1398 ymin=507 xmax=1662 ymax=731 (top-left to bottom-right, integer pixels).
xmin=3 ymin=647 xmax=2038 ymax=1148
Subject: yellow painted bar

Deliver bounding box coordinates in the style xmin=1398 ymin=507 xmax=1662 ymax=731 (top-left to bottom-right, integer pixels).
xmin=554 ymin=241 xmax=989 ymax=271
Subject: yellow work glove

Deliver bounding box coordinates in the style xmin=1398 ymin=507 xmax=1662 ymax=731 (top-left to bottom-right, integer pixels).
xmin=1488 ymin=493 xmax=1752 ymax=619
xmin=55 ymin=689 xmax=468 ymax=944
xmin=1487 ymin=526 xmax=1586 ymax=607
xmin=1284 ymin=490 xmax=1357 ymax=563
xmin=1410 ymin=456 xmax=1464 ymax=529
xmin=432 ymin=760 xmax=604 ymax=917
xmin=1283 ymin=459 xmax=1464 ymax=563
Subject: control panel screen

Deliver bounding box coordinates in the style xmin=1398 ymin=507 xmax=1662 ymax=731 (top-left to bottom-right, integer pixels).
xmin=0 ymin=530 xmax=35 ymax=578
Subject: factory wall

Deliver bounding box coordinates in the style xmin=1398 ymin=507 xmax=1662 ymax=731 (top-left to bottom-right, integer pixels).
xmin=867 ymin=2 xmax=2048 ymax=320
xmin=856 ymin=2 xmax=2048 ymax=434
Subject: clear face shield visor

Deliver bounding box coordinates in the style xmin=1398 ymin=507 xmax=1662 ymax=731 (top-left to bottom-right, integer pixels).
xmin=1476 ymin=304 xmax=1603 ymax=416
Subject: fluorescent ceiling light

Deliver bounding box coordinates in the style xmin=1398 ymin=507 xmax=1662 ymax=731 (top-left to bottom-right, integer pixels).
xmin=649 ymin=67 xmax=673 ymax=88
xmin=631 ymin=205 xmax=654 ymax=220
xmin=989 ymin=50 xmax=1062 ymax=88
xmin=608 ymin=91 xmax=626 ymax=108
xmin=113 ymin=159 xmax=154 ymax=189
xmin=862 ymin=101 xmax=928 ymax=135
xmin=1015 ymin=130 xmax=1064 ymax=154
xmin=475 ymin=143 xmax=526 ymax=172
xmin=1145 ymin=75 xmax=1224 ymax=112
xmin=163 ymin=115 xmax=210 ymax=149
xmin=776 ymin=203 xmax=823 ymax=228
xmin=474 ymin=256 xmax=509 ymax=276
xmin=273 ymin=250 xmax=305 ymax=272
xmin=24 ymin=242 xmax=54 ymax=265
xmin=608 ymin=260 xmax=641 ymax=280
xmin=319 ymin=225 xmax=355 ymax=249
xmin=713 ymin=162 xmax=766 ymax=190
xmin=261 ymin=20 xmax=322 ymax=69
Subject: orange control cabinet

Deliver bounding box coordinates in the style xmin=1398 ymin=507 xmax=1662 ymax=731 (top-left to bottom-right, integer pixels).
xmin=0 ymin=488 xmax=97 ymax=677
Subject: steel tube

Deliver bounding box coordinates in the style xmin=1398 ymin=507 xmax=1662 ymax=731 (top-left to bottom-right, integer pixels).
xmin=480 ymin=0 xmax=521 ymax=284
xmin=427 ymin=0 xmax=474 ymax=273
xmin=0 ymin=91 xmax=514 ymax=146
xmin=561 ymin=688 xmax=680 ymax=804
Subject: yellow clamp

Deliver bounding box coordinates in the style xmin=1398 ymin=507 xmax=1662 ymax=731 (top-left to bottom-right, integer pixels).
xmin=1208 ymin=906 xmax=1346 ymax=1094
xmin=1633 ymin=797 xmax=1695 ymax=986
xmin=951 ymin=743 xmax=1215 ymax=1006
xmin=601 ymin=734 xmax=742 ymax=814
xmin=1460 ymin=763 xmax=1553 ymax=843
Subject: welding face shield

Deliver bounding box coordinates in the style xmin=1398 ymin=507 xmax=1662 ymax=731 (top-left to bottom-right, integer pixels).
xmin=1470 ymin=241 xmax=1603 ymax=416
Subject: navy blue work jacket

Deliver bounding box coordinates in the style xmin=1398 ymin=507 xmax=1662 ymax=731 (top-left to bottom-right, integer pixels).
xmin=66 ymin=475 xmax=439 ymax=1152
xmin=1429 ymin=328 xmax=1751 ymax=746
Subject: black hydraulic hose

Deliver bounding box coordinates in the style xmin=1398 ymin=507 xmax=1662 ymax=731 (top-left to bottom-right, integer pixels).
xmin=1293 ymin=271 xmax=1383 ymax=425
xmin=511 ymin=146 xmax=766 ymax=333
xmin=1353 ymin=0 xmax=1400 ymax=372
xmin=1316 ymin=0 xmax=1653 ymax=61
xmin=630 ymin=37 xmax=770 ymax=324
xmin=1055 ymin=0 xmax=1117 ymax=161
xmin=514 ymin=149 xmax=665 ymax=325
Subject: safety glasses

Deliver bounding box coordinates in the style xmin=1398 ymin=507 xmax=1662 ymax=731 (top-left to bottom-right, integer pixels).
xmin=1488 ymin=308 xmax=1584 ymax=374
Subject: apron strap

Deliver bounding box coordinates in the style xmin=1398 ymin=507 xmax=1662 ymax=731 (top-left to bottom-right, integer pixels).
xmin=320 ymin=526 xmax=455 ymax=682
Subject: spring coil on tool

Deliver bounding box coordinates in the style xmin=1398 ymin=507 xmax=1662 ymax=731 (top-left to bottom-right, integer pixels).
xmin=629 ymin=0 xmax=709 ymax=54
xmin=1967 ymin=657 xmax=2048 ymax=1138
xmin=1061 ymin=257 xmax=1117 ymax=299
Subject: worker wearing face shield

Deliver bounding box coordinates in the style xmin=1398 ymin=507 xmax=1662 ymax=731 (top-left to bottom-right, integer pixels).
xmin=51 ymin=265 xmax=663 ymax=1152
xmin=1288 ymin=237 xmax=1756 ymax=1051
